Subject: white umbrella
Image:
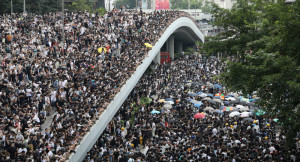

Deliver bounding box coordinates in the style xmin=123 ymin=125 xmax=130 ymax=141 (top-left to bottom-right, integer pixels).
xmin=236 ymin=105 xmax=245 ymax=109
xmin=229 ymin=111 xmax=240 ymax=117
xmin=213 ymin=99 xmax=222 ymax=103
xmin=203 ymin=107 xmax=214 ymax=111
xmin=226 ymin=97 xmax=236 ymax=101
xmin=199 ymin=93 xmax=207 ymax=98
xmin=163 ymin=104 xmax=172 ymax=110
xmin=239 ymin=107 xmax=249 ymax=112
xmin=165 ymin=101 xmax=175 ymax=105
xmin=240 ymin=112 xmax=250 ymax=118
xmin=201 ymin=97 xmax=211 ymax=101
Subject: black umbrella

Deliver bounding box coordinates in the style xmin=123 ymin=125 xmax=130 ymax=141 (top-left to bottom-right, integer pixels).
xmin=247 ymin=102 xmax=256 ymax=107
xmin=230 ymin=100 xmax=239 ymax=104
xmin=239 ymin=100 xmax=248 ymax=106
xmin=242 ymin=118 xmax=254 ymax=122
xmin=192 ymin=82 xmax=202 ymax=86
xmin=207 ymin=99 xmax=217 ymax=105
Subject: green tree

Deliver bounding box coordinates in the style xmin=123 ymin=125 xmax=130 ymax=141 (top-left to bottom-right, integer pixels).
xmin=204 ymin=0 xmax=300 ymax=151
xmin=93 ymin=7 xmax=106 ymax=15
xmin=0 ymin=0 xmax=61 ymax=15
xmin=0 ymin=0 xmax=25 ymax=15
xmin=201 ymin=0 xmax=213 ymax=13
xmin=69 ymin=0 xmax=92 ymax=12
xmin=170 ymin=0 xmax=202 ymax=9
xmin=114 ymin=0 xmax=136 ymax=9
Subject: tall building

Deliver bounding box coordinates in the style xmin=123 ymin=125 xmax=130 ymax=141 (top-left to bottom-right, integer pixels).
xmin=105 ymin=0 xmax=116 ymax=10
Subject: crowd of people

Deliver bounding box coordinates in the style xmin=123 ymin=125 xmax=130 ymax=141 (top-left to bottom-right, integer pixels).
xmin=0 ymin=8 xmax=195 ymax=161
xmin=84 ymin=54 xmax=299 ymax=162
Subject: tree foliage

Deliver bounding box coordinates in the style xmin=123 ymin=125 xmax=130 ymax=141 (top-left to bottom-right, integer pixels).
xmin=204 ymin=0 xmax=300 ymax=150
xmin=0 ymin=0 xmax=105 ymax=15
xmin=69 ymin=0 xmax=92 ymax=12
xmin=114 ymin=0 xmax=136 ymax=9
xmin=170 ymin=0 xmax=202 ymax=9
xmin=0 ymin=0 xmax=61 ymax=15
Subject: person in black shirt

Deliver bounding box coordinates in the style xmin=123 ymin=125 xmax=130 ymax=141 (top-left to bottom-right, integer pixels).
xmin=7 ymin=143 xmax=17 ymax=160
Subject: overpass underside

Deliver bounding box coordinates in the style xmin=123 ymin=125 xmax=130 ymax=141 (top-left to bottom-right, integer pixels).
xmin=153 ymin=26 xmax=203 ymax=64
xmin=68 ymin=17 xmax=204 ymax=162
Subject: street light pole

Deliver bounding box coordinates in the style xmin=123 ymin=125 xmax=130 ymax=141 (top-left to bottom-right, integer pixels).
xmin=23 ymin=0 xmax=26 ymax=14
xmin=62 ymin=0 xmax=65 ymax=57
xmin=195 ymin=1 xmax=196 ymax=20
xmin=11 ymin=0 xmax=13 ymax=15
xmin=109 ymin=0 xmax=111 ymax=11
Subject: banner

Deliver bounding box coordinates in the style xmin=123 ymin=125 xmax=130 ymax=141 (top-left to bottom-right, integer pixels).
xmin=156 ymin=0 xmax=170 ymax=10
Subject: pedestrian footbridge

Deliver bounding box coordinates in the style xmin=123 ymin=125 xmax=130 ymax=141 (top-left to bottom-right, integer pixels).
xmin=68 ymin=17 xmax=205 ymax=162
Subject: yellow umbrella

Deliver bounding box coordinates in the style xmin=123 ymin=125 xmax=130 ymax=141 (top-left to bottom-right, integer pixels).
xmin=158 ymin=99 xmax=165 ymax=103
xmin=98 ymin=47 xmax=107 ymax=53
xmin=144 ymin=43 xmax=153 ymax=48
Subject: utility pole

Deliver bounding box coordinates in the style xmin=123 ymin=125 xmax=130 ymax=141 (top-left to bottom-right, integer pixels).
xmin=23 ymin=0 xmax=26 ymax=14
xmin=11 ymin=0 xmax=13 ymax=15
xmin=195 ymin=1 xmax=197 ymax=20
xmin=62 ymin=0 xmax=65 ymax=57
xmin=153 ymin=0 xmax=156 ymax=11
xmin=109 ymin=0 xmax=111 ymax=11
xmin=188 ymin=0 xmax=190 ymax=10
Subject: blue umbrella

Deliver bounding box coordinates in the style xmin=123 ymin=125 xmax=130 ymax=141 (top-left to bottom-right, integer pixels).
xmin=213 ymin=96 xmax=220 ymax=99
xmin=219 ymin=106 xmax=227 ymax=110
xmin=223 ymin=101 xmax=230 ymax=105
xmin=188 ymin=92 xmax=197 ymax=97
xmin=214 ymin=110 xmax=224 ymax=114
xmin=165 ymin=98 xmax=174 ymax=102
xmin=193 ymin=102 xmax=203 ymax=108
xmin=186 ymin=98 xmax=193 ymax=102
xmin=214 ymin=84 xmax=222 ymax=89
xmin=151 ymin=110 xmax=160 ymax=114
xmin=197 ymin=92 xmax=204 ymax=95
xmin=206 ymin=94 xmax=214 ymax=97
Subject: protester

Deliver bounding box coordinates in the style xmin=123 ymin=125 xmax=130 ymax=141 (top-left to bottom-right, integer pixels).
xmin=0 ymin=9 xmax=195 ymax=161
xmin=84 ymin=54 xmax=300 ymax=161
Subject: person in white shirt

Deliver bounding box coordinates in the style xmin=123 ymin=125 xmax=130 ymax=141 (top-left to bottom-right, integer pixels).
xmin=45 ymin=95 xmax=51 ymax=115
xmin=18 ymin=146 xmax=27 ymax=154
xmin=28 ymin=125 xmax=35 ymax=135
xmin=212 ymin=128 xmax=217 ymax=136
xmin=26 ymin=87 xmax=32 ymax=103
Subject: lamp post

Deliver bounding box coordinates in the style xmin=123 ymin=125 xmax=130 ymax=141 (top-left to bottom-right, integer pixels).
xmin=11 ymin=0 xmax=13 ymax=15
xmin=109 ymin=0 xmax=111 ymax=11
xmin=62 ymin=0 xmax=65 ymax=57
xmin=23 ymin=0 xmax=26 ymax=14
xmin=195 ymin=1 xmax=197 ymax=20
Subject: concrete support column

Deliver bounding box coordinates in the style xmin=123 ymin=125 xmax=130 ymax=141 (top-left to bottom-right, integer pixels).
xmin=153 ymin=51 xmax=160 ymax=64
xmin=176 ymin=41 xmax=182 ymax=55
xmin=168 ymin=35 xmax=174 ymax=59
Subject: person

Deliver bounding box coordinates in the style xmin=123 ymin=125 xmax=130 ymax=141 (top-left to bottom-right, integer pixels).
xmin=84 ymin=53 xmax=299 ymax=161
